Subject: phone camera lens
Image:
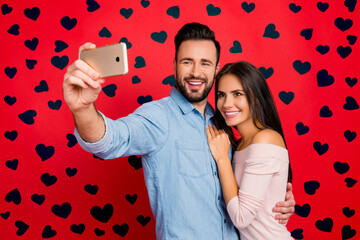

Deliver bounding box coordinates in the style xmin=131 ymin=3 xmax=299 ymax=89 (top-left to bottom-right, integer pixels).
xmin=116 ymin=57 xmax=120 ymax=62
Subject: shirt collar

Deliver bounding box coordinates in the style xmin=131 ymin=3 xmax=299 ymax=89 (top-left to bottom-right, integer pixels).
xmin=170 ymin=87 xmax=215 ymax=118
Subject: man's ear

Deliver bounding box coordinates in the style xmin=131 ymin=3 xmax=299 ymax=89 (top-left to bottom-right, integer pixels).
xmin=215 ymin=62 xmax=220 ymax=75
xmin=173 ymin=59 xmax=177 ymax=75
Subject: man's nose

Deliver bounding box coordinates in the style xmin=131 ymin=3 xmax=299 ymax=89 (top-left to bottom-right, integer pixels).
xmin=191 ymin=63 xmax=201 ymax=77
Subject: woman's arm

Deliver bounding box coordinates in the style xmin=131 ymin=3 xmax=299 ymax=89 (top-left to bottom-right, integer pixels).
xmin=207 ymin=127 xmax=292 ymax=229
xmin=206 ymin=125 xmax=268 ymax=228
xmin=206 ymin=125 xmax=238 ymax=204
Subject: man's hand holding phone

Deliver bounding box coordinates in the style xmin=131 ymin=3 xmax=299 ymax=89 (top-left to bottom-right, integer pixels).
xmin=63 ymin=42 xmax=105 ymax=114
xmin=63 ymin=42 xmax=128 ymax=114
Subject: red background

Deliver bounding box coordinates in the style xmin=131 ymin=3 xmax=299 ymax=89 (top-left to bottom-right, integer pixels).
xmin=1 ymin=0 xmax=359 ymax=239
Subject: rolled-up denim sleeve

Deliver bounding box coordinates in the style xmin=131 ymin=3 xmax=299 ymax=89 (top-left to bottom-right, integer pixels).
xmin=74 ymin=101 xmax=169 ymax=159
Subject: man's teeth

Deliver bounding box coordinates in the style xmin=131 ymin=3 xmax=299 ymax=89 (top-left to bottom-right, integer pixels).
xmin=188 ymin=81 xmax=202 ymax=85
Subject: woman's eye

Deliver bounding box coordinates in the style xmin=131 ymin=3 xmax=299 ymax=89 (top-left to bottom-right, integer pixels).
xmin=217 ymin=93 xmax=225 ymax=98
xmin=235 ymin=92 xmax=243 ymax=96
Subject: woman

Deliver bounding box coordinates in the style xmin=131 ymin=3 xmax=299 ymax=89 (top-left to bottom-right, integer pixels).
xmin=206 ymin=61 xmax=293 ymax=239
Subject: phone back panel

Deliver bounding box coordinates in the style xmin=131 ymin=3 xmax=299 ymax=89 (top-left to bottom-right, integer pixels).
xmin=80 ymin=43 xmax=128 ymax=78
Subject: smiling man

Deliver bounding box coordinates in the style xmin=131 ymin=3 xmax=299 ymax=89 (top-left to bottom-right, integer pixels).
xmin=175 ymin=40 xmax=218 ymax=105
xmin=63 ymin=22 xmax=295 ymax=239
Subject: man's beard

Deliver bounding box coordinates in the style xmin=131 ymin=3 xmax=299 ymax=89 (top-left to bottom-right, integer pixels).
xmin=176 ymin=76 xmax=214 ymax=103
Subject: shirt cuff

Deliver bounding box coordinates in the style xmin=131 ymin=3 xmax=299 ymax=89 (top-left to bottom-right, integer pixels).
xmin=74 ymin=111 xmax=112 ymax=154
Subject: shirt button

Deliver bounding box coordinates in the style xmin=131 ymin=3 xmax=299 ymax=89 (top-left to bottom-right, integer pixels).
xmin=218 ymin=196 xmax=220 ymax=200
xmin=224 ymin=219 xmax=227 ymax=223
xmin=214 ymin=172 xmax=217 ymax=176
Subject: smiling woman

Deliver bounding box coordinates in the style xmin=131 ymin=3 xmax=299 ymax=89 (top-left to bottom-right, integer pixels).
xmin=206 ymin=61 xmax=293 ymax=239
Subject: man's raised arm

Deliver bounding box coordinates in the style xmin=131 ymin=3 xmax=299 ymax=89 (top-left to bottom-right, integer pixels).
xmin=63 ymin=42 xmax=106 ymax=143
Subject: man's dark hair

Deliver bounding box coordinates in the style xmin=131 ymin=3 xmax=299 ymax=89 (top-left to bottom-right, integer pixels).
xmin=174 ymin=22 xmax=221 ymax=65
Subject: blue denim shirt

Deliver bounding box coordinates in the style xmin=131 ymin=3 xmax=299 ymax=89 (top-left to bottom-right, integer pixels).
xmin=75 ymin=87 xmax=239 ymax=239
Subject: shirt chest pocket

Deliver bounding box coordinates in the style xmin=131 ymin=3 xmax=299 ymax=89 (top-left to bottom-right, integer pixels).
xmin=176 ymin=140 xmax=209 ymax=178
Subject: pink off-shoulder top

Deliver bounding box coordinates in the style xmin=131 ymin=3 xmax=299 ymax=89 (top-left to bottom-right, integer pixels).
xmin=227 ymin=143 xmax=293 ymax=240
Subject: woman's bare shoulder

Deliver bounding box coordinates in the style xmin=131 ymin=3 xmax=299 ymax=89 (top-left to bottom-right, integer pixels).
xmin=251 ymin=129 xmax=286 ymax=148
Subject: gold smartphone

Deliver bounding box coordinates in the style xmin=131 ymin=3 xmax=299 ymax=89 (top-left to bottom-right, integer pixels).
xmin=79 ymin=43 xmax=128 ymax=78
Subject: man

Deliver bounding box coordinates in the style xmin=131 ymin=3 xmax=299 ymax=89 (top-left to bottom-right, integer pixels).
xmin=63 ymin=22 xmax=295 ymax=239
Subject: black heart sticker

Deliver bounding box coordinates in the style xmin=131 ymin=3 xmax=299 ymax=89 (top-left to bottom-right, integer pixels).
xmin=90 ymin=203 xmax=113 ymax=223
xmin=51 ymin=202 xmax=72 ymax=219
